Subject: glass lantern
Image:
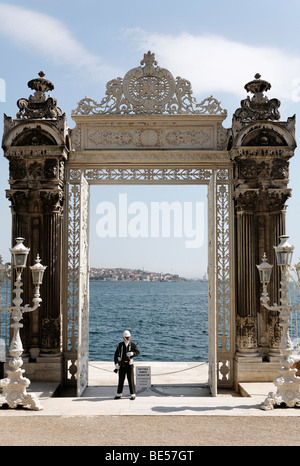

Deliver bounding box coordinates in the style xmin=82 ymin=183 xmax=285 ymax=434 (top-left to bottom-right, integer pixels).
xmin=257 ymin=253 xmax=273 ymax=284
xmin=274 ymin=235 xmax=294 ymax=267
xmin=30 ymin=255 xmax=47 ymax=286
xmin=10 ymin=237 xmax=30 ymax=269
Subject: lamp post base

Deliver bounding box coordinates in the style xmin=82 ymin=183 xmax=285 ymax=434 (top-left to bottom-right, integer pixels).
xmin=260 ymin=372 xmax=300 ymax=410
xmin=0 ymin=367 xmax=42 ymax=411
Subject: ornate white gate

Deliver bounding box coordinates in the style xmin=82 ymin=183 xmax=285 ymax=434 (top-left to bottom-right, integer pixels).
xmin=207 ymin=172 xmax=217 ymax=396
xmin=63 ymin=174 xmax=90 ymax=395
xmin=77 ymin=174 xmax=90 ymax=396
xmin=63 ymin=52 xmax=235 ymax=394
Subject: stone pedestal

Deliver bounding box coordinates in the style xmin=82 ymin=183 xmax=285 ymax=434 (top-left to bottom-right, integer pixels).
xmin=233 ymin=358 xmax=280 ymax=391
xmin=4 ymin=356 xmax=62 ymax=383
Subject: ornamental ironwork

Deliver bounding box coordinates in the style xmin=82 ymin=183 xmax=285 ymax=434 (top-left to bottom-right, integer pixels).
xmin=72 ymin=51 xmax=226 ymax=116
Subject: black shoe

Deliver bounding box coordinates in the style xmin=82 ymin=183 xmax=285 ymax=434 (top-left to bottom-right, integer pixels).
xmin=114 ymin=395 xmax=122 ymax=399
xmin=130 ymin=394 xmax=136 ymax=400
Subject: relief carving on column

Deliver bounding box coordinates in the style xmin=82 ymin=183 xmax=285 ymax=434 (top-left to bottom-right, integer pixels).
xmin=234 ymin=189 xmax=259 ymax=212
xmin=236 ymin=315 xmax=259 ymax=356
xmin=9 ymin=159 xmax=27 ymax=180
xmin=234 ymin=188 xmax=291 ymax=213
xmin=41 ymin=317 xmax=61 ymax=356
xmin=28 ymin=161 xmax=43 ymax=179
xmin=39 ymin=190 xmax=64 ymax=215
xmin=6 ymin=190 xmax=30 ymax=213
xmin=8 ymin=156 xmax=65 ymax=187
xmin=267 ymin=312 xmax=282 ymax=355
xmin=44 ymin=159 xmax=58 ymax=179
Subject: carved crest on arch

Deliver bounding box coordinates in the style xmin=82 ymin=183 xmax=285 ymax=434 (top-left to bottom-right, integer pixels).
xmin=72 ymin=51 xmax=226 ymax=116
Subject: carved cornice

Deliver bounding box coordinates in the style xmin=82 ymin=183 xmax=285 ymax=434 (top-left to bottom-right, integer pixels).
xmin=68 ymin=150 xmax=230 ymax=167
xmin=230 ymin=146 xmax=294 ymax=161
xmin=4 ymin=145 xmax=68 ymax=160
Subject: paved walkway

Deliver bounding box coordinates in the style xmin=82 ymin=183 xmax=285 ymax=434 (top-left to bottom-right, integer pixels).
xmin=0 ymin=362 xmax=299 ymax=446
xmin=0 ymin=361 xmax=298 ymax=417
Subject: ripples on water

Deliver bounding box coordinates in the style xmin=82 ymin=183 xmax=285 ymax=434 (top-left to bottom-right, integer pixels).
xmin=89 ymin=281 xmax=209 ymax=362
xmin=1 ymin=280 xmax=299 ymax=363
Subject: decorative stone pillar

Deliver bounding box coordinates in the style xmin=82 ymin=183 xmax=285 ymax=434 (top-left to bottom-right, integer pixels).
xmin=230 ymin=74 xmax=296 ymax=365
xmin=2 ymin=72 xmax=69 ymax=381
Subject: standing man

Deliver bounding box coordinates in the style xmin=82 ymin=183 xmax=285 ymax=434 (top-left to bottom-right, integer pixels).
xmin=114 ymin=330 xmax=140 ymax=400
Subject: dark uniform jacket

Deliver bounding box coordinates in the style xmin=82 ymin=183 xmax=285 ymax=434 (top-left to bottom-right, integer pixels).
xmin=114 ymin=341 xmax=140 ymax=367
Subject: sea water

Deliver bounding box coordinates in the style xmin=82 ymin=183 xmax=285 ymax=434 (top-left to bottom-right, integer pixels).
xmin=1 ymin=280 xmax=300 ymax=362
xmin=89 ymin=281 xmax=209 ymax=362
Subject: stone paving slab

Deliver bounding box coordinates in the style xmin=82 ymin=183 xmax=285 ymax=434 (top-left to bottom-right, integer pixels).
xmin=0 ymin=362 xmax=299 ymax=417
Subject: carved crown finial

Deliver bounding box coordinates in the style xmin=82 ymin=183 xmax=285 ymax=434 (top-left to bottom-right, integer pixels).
xmin=141 ymin=51 xmax=157 ymax=65
xmin=16 ymin=71 xmax=62 ymax=119
xmin=27 ymin=72 xmax=54 ymax=94
xmin=233 ymin=73 xmax=280 ymax=122
xmin=244 ymin=73 xmax=271 ymax=96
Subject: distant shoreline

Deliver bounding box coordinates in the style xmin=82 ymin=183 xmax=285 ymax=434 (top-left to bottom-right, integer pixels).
xmin=89 ymin=278 xmax=208 ymax=282
xmin=89 ymin=267 xmax=207 ymax=283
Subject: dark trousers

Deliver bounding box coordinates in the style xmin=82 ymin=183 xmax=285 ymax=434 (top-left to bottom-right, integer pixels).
xmin=117 ymin=364 xmax=135 ymax=394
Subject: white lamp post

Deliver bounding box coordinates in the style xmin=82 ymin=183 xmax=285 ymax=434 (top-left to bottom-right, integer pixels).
xmin=0 ymin=238 xmax=46 ymax=410
xmin=257 ymin=235 xmax=300 ymax=410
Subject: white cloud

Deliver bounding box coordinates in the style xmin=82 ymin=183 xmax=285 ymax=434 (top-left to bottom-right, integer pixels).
xmin=126 ymin=28 xmax=300 ymax=103
xmin=0 ymin=3 xmax=120 ymax=82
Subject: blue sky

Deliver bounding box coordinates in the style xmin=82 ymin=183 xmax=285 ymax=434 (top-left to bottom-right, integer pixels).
xmin=0 ymin=0 xmax=299 ymax=278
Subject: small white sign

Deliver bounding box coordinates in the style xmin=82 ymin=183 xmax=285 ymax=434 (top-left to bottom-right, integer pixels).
xmin=136 ymin=366 xmax=151 ymax=390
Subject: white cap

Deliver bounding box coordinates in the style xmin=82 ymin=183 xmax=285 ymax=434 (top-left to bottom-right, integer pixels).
xmin=123 ymin=330 xmax=131 ymax=338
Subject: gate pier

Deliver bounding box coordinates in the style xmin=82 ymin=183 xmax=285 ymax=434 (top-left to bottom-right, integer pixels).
xmin=230 ymin=74 xmax=296 ymax=388
xmin=2 ymin=72 xmax=69 ymax=381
